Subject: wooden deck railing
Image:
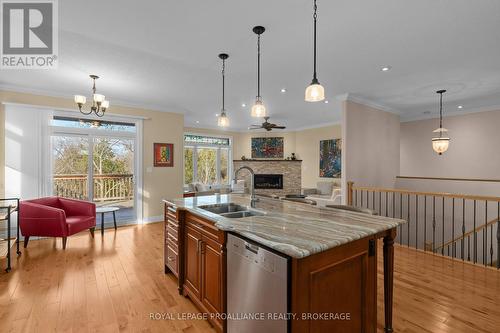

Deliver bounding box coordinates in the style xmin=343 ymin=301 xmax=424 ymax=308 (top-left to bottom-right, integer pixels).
xmin=53 ymin=174 xmax=134 ymax=202
xmin=347 ymin=182 xmax=500 ymax=269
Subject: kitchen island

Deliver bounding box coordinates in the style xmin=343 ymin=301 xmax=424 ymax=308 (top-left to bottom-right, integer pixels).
xmin=163 ymin=194 xmax=405 ymax=333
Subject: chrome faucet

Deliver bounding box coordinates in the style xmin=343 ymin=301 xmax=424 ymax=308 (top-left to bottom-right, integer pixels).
xmin=233 ymin=166 xmax=259 ymax=205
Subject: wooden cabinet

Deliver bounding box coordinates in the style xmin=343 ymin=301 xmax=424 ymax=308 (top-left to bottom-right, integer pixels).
xmin=291 ymin=236 xmax=377 ymax=333
xmin=182 ymin=213 xmax=226 ymax=333
xmin=201 ymin=235 xmax=223 ymax=315
xmin=164 ymin=204 xmax=181 ymax=281
xmin=184 ymin=224 xmax=201 ymax=297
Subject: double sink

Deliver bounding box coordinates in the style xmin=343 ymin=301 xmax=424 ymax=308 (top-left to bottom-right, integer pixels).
xmin=199 ymin=203 xmax=266 ymax=219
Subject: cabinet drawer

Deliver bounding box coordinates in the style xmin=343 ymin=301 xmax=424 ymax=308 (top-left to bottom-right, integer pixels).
xmin=167 ymin=207 xmax=177 ymax=221
xmin=168 ymin=219 xmax=179 ymax=229
xmin=166 ymin=237 xmax=178 ymax=253
xmin=166 ymin=248 xmax=178 ymax=274
xmin=167 ymin=225 xmax=178 ymax=240
xmin=186 ymin=215 xmax=223 ymax=242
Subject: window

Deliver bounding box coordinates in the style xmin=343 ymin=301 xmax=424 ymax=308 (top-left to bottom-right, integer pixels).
xmin=184 ymin=134 xmax=232 ymax=186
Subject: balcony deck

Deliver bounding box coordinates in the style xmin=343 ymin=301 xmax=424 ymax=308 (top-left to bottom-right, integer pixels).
xmin=0 ymin=222 xmax=498 ymax=332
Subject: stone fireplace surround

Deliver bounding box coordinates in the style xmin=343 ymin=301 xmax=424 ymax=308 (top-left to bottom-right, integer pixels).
xmin=233 ymin=160 xmax=302 ymax=197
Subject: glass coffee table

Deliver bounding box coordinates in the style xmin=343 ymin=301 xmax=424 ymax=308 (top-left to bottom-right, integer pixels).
xmin=96 ymin=206 xmax=119 ymax=235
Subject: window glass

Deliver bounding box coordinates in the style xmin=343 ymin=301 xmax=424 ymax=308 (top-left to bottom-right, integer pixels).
xmin=196 ymin=148 xmax=217 ymax=184
xmin=51 ymin=116 xmax=136 ymax=132
xmin=184 ymin=147 xmax=194 ymax=184
xmin=220 ymin=148 xmax=229 ymax=184
xmin=184 ymin=134 xmax=230 ymax=146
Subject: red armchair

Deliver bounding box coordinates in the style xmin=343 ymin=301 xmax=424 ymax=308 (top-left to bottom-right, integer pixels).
xmin=19 ymin=197 xmax=96 ymax=249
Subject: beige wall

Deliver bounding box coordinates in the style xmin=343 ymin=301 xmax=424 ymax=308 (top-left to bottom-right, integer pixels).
xmin=1 ymin=90 xmax=184 ymax=220
xmin=342 ymin=100 xmax=400 ymax=192
xmin=400 ymin=109 xmax=500 ymax=179
xmin=233 ymin=131 xmax=297 ymax=160
xmin=398 ymin=109 xmax=500 ymax=196
xmin=185 ymin=124 xmax=342 ymax=189
xmin=295 ymin=125 xmax=342 ymax=188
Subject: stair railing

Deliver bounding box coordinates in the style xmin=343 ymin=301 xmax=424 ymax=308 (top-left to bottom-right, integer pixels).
xmin=347 ymin=182 xmax=500 ymax=268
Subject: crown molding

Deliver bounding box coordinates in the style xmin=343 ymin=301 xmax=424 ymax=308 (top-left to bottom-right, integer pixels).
xmin=400 ymin=104 xmax=500 ymax=122
xmin=0 ymin=84 xmax=185 ymax=115
xmin=342 ymin=93 xmax=400 ymax=115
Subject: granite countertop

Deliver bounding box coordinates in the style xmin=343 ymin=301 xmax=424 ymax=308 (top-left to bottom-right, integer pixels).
xmin=164 ymin=194 xmax=406 ymax=259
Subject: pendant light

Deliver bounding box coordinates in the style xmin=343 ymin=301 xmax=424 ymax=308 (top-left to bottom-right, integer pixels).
xmin=251 ymin=26 xmax=267 ymax=118
xmin=217 ymin=53 xmax=230 ymax=127
xmin=432 ymin=89 xmax=450 ymax=155
xmin=305 ymin=0 xmax=325 ymax=102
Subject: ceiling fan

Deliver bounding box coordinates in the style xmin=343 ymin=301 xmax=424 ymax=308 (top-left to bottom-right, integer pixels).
xmin=249 ymin=117 xmax=286 ymax=131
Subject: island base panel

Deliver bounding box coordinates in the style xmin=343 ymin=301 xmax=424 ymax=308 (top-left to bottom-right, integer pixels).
xmin=291 ymin=235 xmax=377 ymax=333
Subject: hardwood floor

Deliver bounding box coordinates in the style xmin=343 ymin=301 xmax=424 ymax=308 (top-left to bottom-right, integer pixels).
xmin=0 ymin=222 xmax=498 ymax=333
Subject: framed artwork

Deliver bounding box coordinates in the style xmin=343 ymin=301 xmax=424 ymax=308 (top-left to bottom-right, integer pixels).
xmin=154 ymin=143 xmax=174 ymax=167
xmin=251 ymin=137 xmax=284 ymax=159
xmin=319 ymin=139 xmax=341 ymax=178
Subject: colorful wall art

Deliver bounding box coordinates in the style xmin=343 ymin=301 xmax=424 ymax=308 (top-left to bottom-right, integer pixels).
xmin=251 ymin=137 xmax=284 ymax=159
xmin=154 ymin=143 xmax=174 ymax=167
xmin=319 ymin=139 xmax=341 ymax=178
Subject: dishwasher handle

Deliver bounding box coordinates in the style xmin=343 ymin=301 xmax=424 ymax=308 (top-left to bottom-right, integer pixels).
xmin=245 ymin=242 xmax=259 ymax=254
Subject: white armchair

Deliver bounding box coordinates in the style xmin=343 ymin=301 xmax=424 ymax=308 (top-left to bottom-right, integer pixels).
xmin=306 ymin=188 xmax=342 ymax=207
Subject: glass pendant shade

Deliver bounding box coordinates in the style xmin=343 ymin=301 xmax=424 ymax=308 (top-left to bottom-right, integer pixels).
xmin=432 ymin=137 xmax=450 ymax=155
xmin=432 ymin=127 xmax=450 ymax=155
xmin=305 ymin=82 xmax=325 ymax=102
xmin=93 ymin=93 xmax=105 ymax=103
xmin=101 ymin=100 xmax=110 ymax=109
xmin=218 ymin=111 xmax=229 ymax=127
xmin=74 ymin=95 xmax=86 ymax=105
xmin=251 ymin=99 xmax=266 ymax=118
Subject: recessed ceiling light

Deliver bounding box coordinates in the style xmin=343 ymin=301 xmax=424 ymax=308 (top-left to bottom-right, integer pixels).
xmin=324 ymin=100 xmax=329 ymax=104
xmin=381 ymin=66 xmax=391 ymax=72
xmin=241 ymin=103 xmax=246 ymax=107
xmin=195 ymin=120 xmax=200 ymax=124
xmin=280 ymin=88 xmax=286 ymax=93
xmin=457 ymin=105 xmax=463 ymax=109
xmin=215 ymin=113 xmax=219 ymax=117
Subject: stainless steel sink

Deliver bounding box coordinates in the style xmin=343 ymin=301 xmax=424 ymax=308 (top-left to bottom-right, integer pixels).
xmin=198 ymin=203 xmax=266 ymax=219
xmin=219 ymin=210 xmax=266 ymax=219
xmin=198 ymin=203 xmax=249 ymax=214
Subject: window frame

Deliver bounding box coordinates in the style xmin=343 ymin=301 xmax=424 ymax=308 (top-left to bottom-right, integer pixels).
xmin=183 ymin=132 xmax=232 ymax=186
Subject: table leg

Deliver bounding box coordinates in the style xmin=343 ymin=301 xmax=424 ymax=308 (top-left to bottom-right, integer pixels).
xmin=6 ymin=208 xmax=11 ymax=272
xmin=101 ymin=212 xmax=105 ymax=236
xmin=113 ymin=211 xmax=117 ymax=230
xmin=383 ymin=228 xmax=396 ymax=333
xmin=16 ymin=200 xmax=21 ymax=255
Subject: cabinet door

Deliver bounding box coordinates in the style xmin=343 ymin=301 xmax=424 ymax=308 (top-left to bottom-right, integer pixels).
xmin=185 ymin=225 xmax=202 ymax=298
xmin=201 ymin=235 xmax=223 ymax=314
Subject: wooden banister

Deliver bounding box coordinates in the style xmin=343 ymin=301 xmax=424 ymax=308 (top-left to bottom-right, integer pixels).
xmin=434 ymin=217 xmax=500 ymax=252
xmin=349 ymin=181 xmax=500 ymax=269
xmin=397 ymin=176 xmax=500 ymax=183
xmin=351 ymin=185 xmax=500 ymax=202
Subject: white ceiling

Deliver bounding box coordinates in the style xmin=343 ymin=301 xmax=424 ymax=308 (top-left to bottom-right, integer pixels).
xmin=1 ymin=0 xmax=500 ymax=130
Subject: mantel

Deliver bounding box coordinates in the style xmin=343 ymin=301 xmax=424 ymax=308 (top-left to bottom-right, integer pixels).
xmin=233 ymin=159 xmax=302 ymax=162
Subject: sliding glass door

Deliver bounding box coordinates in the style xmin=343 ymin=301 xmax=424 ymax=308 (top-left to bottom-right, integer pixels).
xmin=50 ymin=116 xmax=139 ymax=224
xmin=52 ymin=135 xmax=90 ymax=200
xmin=92 ymin=137 xmax=135 ymax=222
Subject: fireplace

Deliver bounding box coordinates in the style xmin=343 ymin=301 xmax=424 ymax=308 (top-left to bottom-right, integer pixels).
xmin=254 ymin=174 xmax=283 ymax=189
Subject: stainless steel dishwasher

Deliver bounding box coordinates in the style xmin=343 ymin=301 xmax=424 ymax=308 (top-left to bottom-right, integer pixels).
xmin=227 ymin=233 xmax=289 ymax=333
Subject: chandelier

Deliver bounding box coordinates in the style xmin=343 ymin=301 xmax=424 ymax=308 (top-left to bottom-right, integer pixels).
xmin=432 ymin=89 xmax=450 ymax=155
xmin=217 ymin=53 xmax=230 ymax=127
xmin=251 ymin=26 xmax=267 ymax=118
xmin=74 ymin=75 xmax=110 ymax=117
xmin=305 ymin=0 xmax=325 ymax=102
